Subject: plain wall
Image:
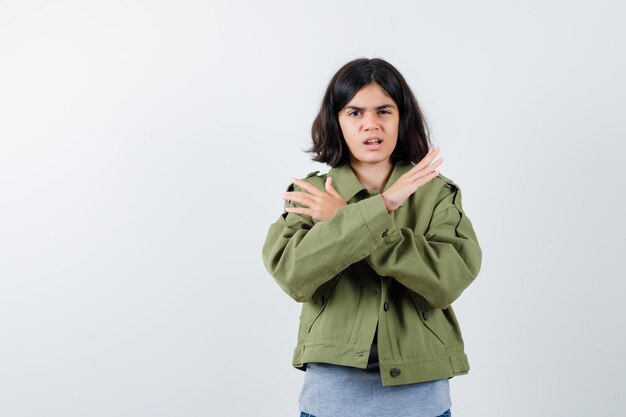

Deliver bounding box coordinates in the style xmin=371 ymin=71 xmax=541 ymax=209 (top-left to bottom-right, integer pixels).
xmin=1 ymin=1 xmax=625 ymax=416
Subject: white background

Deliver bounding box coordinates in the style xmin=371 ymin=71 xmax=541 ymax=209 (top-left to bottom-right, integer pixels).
xmin=1 ymin=1 xmax=625 ymax=416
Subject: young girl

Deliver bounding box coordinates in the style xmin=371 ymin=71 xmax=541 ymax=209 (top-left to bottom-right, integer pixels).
xmin=262 ymin=58 xmax=482 ymax=417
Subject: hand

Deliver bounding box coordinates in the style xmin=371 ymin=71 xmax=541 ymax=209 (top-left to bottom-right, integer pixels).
xmin=382 ymin=147 xmax=444 ymax=212
xmin=282 ymin=176 xmax=347 ymax=222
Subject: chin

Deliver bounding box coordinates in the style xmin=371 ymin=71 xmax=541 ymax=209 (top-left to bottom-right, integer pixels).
xmin=353 ymin=154 xmax=392 ymax=165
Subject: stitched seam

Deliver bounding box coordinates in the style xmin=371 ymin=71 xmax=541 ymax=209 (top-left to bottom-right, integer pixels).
xmin=357 ymin=199 xmax=379 ymax=243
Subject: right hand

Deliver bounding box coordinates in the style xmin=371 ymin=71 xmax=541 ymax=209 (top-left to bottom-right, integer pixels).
xmin=283 ymin=176 xmax=347 ymax=222
xmin=382 ymin=147 xmax=444 ymax=212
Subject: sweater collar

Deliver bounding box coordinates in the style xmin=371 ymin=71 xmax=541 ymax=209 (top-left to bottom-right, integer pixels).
xmin=327 ymin=162 xmax=414 ymax=207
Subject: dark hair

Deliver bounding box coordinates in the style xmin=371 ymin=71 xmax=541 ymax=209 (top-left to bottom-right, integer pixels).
xmin=306 ymin=58 xmax=432 ymax=167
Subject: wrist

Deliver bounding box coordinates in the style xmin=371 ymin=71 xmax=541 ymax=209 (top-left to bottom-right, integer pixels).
xmin=381 ymin=193 xmax=396 ymax=213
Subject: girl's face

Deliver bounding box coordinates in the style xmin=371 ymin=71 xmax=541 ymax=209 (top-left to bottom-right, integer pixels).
xmin=338 ymin=82 xmax=400 ymax=168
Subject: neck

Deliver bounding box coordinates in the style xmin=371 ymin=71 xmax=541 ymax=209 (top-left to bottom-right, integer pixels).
xmin=349 ymin=159 xmax=394 ymax=193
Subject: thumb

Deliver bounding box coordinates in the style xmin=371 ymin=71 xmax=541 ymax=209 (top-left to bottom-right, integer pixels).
xmin=325 ymin=176 xmax=340 ymax=197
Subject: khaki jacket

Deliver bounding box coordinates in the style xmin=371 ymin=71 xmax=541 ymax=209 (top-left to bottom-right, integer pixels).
xmin=261 ymin=161 xmax=482 ymax=386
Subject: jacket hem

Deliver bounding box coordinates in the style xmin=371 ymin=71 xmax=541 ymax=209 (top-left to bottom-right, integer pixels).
xmin=292 ymin=341 xmax=470 ymax=386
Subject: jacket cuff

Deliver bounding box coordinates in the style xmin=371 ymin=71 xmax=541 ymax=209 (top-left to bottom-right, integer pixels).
xmin=357 ymin=194 xmax=401 ymax=246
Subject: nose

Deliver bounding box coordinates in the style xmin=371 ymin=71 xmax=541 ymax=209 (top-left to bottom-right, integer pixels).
xmin=362 ymin=111 xmax=380 ymax=130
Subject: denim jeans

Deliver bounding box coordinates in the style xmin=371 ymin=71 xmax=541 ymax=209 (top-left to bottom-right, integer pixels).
xmin=300 ymin=409 xmax=451 ymax=417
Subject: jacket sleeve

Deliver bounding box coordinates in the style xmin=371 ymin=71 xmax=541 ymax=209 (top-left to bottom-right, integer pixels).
xmin=261 ymin=181 xmax=396 ymax=303
xmin=364 ymin=184 xmax=482 ymax=309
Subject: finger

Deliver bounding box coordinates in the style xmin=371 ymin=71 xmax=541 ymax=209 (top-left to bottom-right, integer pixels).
xmin=413 ymin=170 xmax=441 ymax=187
xmin=291 ymin=178 xmax=323 ymax=196
xmin=423 ymin=156 xmax=444 ymax=172
xmin=409 ymin=157 xmax=444 ymax=181
xmin=283 ymin=191 xmax=317 ymax=207
xmin=411 ymin=147 xmax=441 ymax=173
xmin=284 ymin=206 xmax=312 ymax=216
xmin=416 ymin=147 xmax=440 ymax=170
xmin=325 ymin=177 xmax=340 ymax=197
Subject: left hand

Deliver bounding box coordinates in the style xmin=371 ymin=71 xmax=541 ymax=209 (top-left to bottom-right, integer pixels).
xmin=282 ymin=177 xmax=347 ymax=221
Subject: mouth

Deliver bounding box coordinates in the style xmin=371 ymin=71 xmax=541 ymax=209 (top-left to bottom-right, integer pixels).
xmin=363 ymin=137 xmax=383 ymax=149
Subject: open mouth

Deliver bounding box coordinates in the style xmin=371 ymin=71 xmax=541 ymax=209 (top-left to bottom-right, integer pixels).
xmin=363 ymin=138 xmax=383 ymax=145
xmin=363 ymin=138 xmax=383 ymax=149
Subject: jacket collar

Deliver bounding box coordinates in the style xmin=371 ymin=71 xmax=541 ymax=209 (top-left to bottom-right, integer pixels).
xmin=328 ymin=162 xmax=415 ymax=207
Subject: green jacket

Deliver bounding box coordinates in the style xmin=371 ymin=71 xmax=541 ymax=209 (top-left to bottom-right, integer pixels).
xmin=261 ymin=161 xmax=482 ymax=386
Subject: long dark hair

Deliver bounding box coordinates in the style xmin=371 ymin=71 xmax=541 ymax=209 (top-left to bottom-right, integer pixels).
xmin=306 ymin=58 xmax=432 ymax=167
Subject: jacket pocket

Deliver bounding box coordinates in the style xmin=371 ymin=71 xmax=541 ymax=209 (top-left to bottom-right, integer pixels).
xmin=406 ymin=288 xmax=452 ymax=345
xmin=305 ymin=271 xmax=343 ymax=333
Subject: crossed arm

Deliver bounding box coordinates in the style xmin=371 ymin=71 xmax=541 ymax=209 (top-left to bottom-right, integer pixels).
xmin=261 ymin=178 xmax=482 ymax=308
xmin=282 ymin=148 xmax=444 ymax=219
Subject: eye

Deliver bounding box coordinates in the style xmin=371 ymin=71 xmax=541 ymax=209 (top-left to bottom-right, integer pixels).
xmin=348 ymin=111 xmax=361 ymax=116
xmin=379 ymin=110 xmax=391 ymax=114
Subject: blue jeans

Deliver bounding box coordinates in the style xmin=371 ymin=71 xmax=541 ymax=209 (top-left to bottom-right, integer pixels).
xmin=300 ymin=409 xmax=451 ymax=417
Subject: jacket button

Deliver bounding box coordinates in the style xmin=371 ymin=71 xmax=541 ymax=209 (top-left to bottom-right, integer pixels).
xmin=422 ymin=310 xmax=429 ymax=321
xmin=381 ymin=228 xmax=388 ymax=238
xmin=390 ymin=367 xmax=401 ymax=377
xmin=383 ymin=302 xmax=390 ymax=311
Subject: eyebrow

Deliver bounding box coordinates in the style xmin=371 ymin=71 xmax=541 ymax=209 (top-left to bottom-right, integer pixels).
xmin=343 ymin=104 xmax=396 ymax=111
